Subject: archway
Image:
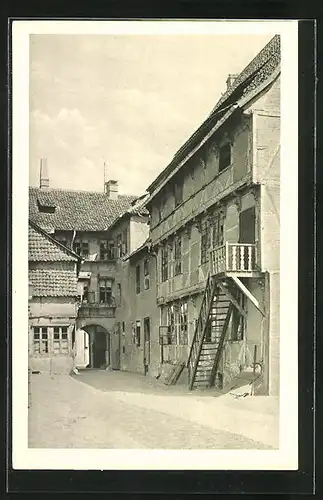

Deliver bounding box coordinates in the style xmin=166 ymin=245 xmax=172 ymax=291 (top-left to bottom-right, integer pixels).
xmin=82 ymin=324 xmax=110 ymax=369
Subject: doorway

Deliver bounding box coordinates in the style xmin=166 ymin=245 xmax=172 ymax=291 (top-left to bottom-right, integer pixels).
xmin=84 ymin=325 xmax=108 ymax=369
xmin=143 ymin=317 xmax=151 ymax=375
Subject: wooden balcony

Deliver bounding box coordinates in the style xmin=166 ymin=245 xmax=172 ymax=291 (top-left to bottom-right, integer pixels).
xmin=209 ymin=242 xmax=262 ymax=278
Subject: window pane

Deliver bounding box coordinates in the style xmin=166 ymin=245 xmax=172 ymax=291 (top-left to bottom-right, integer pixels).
xmin=34 ymin=327 xmax=40 ymax=334
xmin=62 ymin=333 xmax=68 ymax=339
xmin=54 ymin=332 xmax=60 ymax=339
xmin=34 ymin=333 xmax=40 ymax=339
xmin=54 ymin=327 xmax=59 ymax=334
xmin=62 ymin=327 xmax=68 ymax=334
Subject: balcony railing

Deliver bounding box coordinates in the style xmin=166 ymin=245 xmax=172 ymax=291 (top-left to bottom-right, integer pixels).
xmin=209 ymin=242 xmax=258 ymax=276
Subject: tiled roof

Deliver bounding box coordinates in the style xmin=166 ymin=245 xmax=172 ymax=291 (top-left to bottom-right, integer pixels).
xmin=29 ymin=221 xmax=80 ymax=262
xmin=128 ymin=193 xmax=150 ymax=216
xmin=29 ymin=187 xmax=138 ymax=231
xmin=29 ymin=268 xmax=78 ymax=297
xmin=147 ymin=35 xmax=280 ymax=193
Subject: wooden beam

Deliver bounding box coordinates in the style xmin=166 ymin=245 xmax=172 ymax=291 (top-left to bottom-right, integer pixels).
xmin=231 ymin=276 xmax=265 ymax=316
xmin=217 ymin=282 xmax=248 ymax=319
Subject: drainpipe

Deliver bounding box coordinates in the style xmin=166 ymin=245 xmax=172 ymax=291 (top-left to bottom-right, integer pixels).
xmin=71 ymin=229 xmax=76 ymax=250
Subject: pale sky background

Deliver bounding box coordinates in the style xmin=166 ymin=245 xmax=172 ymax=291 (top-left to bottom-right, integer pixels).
xmin=29 ymin=34 xmax=273 ymax=195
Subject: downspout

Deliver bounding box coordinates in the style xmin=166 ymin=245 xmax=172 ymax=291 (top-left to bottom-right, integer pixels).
xmin=71 ymin=229 xmax=76 ymax=250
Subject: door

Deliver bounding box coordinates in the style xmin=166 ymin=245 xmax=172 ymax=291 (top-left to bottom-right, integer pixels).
xmin=93 ymin=328 xmax=107 ymax=368
xmin=143 ymin=317 xmax=151 ymax=374
xmin=239 ymin=206 xmax=256 ymax=243
xmin=111 ymin=324 xmax=120 ymax=370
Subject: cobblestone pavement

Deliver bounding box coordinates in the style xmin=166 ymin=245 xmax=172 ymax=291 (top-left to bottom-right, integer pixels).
xmin=28 ymin=371 xmax=277 ymax=449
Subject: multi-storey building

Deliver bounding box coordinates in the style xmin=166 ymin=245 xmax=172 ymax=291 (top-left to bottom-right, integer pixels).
xmin=28 ymin=220 xmax=81 ymax=374
xmin=144 ymin=35 xmax=280 ymax=395
xmin=29 ymin=164 xmax=139 ymax=370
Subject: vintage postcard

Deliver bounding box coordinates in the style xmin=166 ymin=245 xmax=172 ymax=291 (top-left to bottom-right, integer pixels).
xmin=11 ymin=19 xmax=298 ymax=471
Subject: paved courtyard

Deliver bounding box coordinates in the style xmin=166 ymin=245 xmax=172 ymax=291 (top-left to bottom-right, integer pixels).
xmin=28 ymin=370 xmax=279 ymax=449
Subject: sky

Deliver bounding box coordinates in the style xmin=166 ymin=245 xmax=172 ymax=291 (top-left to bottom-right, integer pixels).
xmin=29 ymin=33 xmax=273 ymax=195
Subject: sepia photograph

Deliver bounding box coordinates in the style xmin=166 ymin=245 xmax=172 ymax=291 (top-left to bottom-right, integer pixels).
xmin=11 ymin=20 xmax=299 ymax=471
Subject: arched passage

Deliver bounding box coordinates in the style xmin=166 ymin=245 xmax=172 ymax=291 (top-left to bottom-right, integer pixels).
xmin=82 ymin=324 xmax=110 ymax=369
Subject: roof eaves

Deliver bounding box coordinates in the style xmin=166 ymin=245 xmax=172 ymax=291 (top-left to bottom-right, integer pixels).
xmin=146 ymin=65 xmax=280 ymax=206
xmin=29 ymin=219 xmax=83 ymax=262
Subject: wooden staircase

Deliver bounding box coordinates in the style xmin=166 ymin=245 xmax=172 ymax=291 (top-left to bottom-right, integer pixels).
xmin=187 ymin=274 xmax=234 ymax=390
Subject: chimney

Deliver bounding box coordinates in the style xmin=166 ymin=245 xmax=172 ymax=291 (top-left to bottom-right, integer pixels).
xmin=226 ymin=74 xmax=238 ymax=91
xmin=39 ymin=158 xmax=49 ymax=189
xmin=104 ymin=180 xmax=118 ymax=200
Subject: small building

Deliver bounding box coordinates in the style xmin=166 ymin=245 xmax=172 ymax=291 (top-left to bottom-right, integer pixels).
xmin=28 ymin=220 xmax=82 ymax=374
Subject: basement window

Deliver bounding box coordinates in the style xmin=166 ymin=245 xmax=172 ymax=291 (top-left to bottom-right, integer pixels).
xmin=53 ymin=326 xmax=69 ymax=354
xmin=219 ymin=143 xmax=232 ymax=172
xmin=33 ymin=327 xmax=48 ymax=354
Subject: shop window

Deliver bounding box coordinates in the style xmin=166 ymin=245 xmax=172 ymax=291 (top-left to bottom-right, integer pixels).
xmin=219 ymin=143 xmax=232 ymax=172
xmin=99 ymin=278 xmax=113 ymax=304
xmin=174 ymin=235 xmax=182 ymax=275
xmin=161 ymin=246 xmax=169 ymax=282
xmin=136 ymin=264 xmax=141 ymax=294
xmin=33 ymin=327 xmax=48 ymax=354
xmin=53 ymin=326 xmax=69 ymax=354
xmin=144 ymin=258 xmax=150 ymax=290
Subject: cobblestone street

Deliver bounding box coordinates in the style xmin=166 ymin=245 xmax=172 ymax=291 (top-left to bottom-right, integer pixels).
xmin=28 ymin=371 xmax=278 ymax=450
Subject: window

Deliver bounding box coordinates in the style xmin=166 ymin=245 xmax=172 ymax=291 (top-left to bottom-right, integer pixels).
xmin=56 ymin=236 xmax=67 ymax=247
xmin=179 ymin=301 xmax=188 ymax=344
xmin=99 ymin=278 xmax=113 ymax=304
xmin=174 ymin=235 xmax=182 ymax=275
xmin=211 ymin=212 xmax=225 ymax=248
xmin=144 ymin=258 xmax=150 ymax=290
xmin=200 ymin=220 xmax=211 ymax=264
xmin=135 ymin=320 xmax=141 ymax=346
xmin=82 ymin=285 xmax=89 ymax=302
xmin=122 ymin=321 xmax=126 ymax=335
xmin=116 ymin=234 xmax=122 ymax=258
xmin=73 ymin=240 xmax=89 ymax=258
xmin=161 ymin=246 xmax=169 ymax=282
xmin=166 ymin=301 xmax=188 ymax=345
xmin=219 ymin=143 xmax=231 ymax=172
xmin=174 ymin=181 xmax=183 ymax=207
xmin=53 ymin=326 xmax=69 ymax=354
xmin=144 ymin=317 xmax=150 ymax=343
xmin=166 ymin=304 xmax=176 ymax=345
xmin=122 ymin=229 xmax=128 ymax=255
xmin=136 ymin=264 xmax=141 ymax=294
xmin=117 ymin=283 xmax=122 ymax=304
xmin=159 ymin=196 xmax=166 ymax=221
xmin=33 ymin=327 xmax=48 ymax=354
xmin=100 ymin=241 xmax=117 ymax=260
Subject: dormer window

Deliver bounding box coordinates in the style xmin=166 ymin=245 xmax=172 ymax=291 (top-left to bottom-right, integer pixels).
xmin=37 ymin=192 xmax=56 ymax=213
xmin=219 ymin=143 xmax=232 ymax=172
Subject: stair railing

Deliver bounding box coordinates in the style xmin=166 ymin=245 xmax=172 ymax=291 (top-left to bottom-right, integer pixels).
xmin=187 ymin=273 xmax=218 ymax=390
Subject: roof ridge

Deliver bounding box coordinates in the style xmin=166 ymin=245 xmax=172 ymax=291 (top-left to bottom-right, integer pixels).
xmin=29 ymin=185 xmax=138 ymax=198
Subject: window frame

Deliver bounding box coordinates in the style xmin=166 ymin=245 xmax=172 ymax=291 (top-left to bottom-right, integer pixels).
xmin=135 ymin=320 xmax=141 ymax=346
xmin=200 ymin=220 xmax=211 ymax=264
xmin=73 ymin=240 xmax=89 ymax=258
xmin=161 ymin=245 xmax=169 ymax=282
xmin=53 ymin=326 xmax=69 ymax=354
xmin=32 ymin=326 xmax=49 ymax=355
xmin=135 ymin=264 xmax=141 ymax=294
xmin=174 ymin=235 xmax=182 ymax=275
xmin=219 ymin=142 xmax=232 ymax=173
xmin=99 ymin=278 xmax=113 ymax=304
xmin=143 ymin=258 xmax=150 ymax=290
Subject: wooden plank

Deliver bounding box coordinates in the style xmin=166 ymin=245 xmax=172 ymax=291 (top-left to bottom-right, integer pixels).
xmin=231 ymin=276 xmax=265 ymax=316
xmin=217 ymin=282 xmax=248 ymax=319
